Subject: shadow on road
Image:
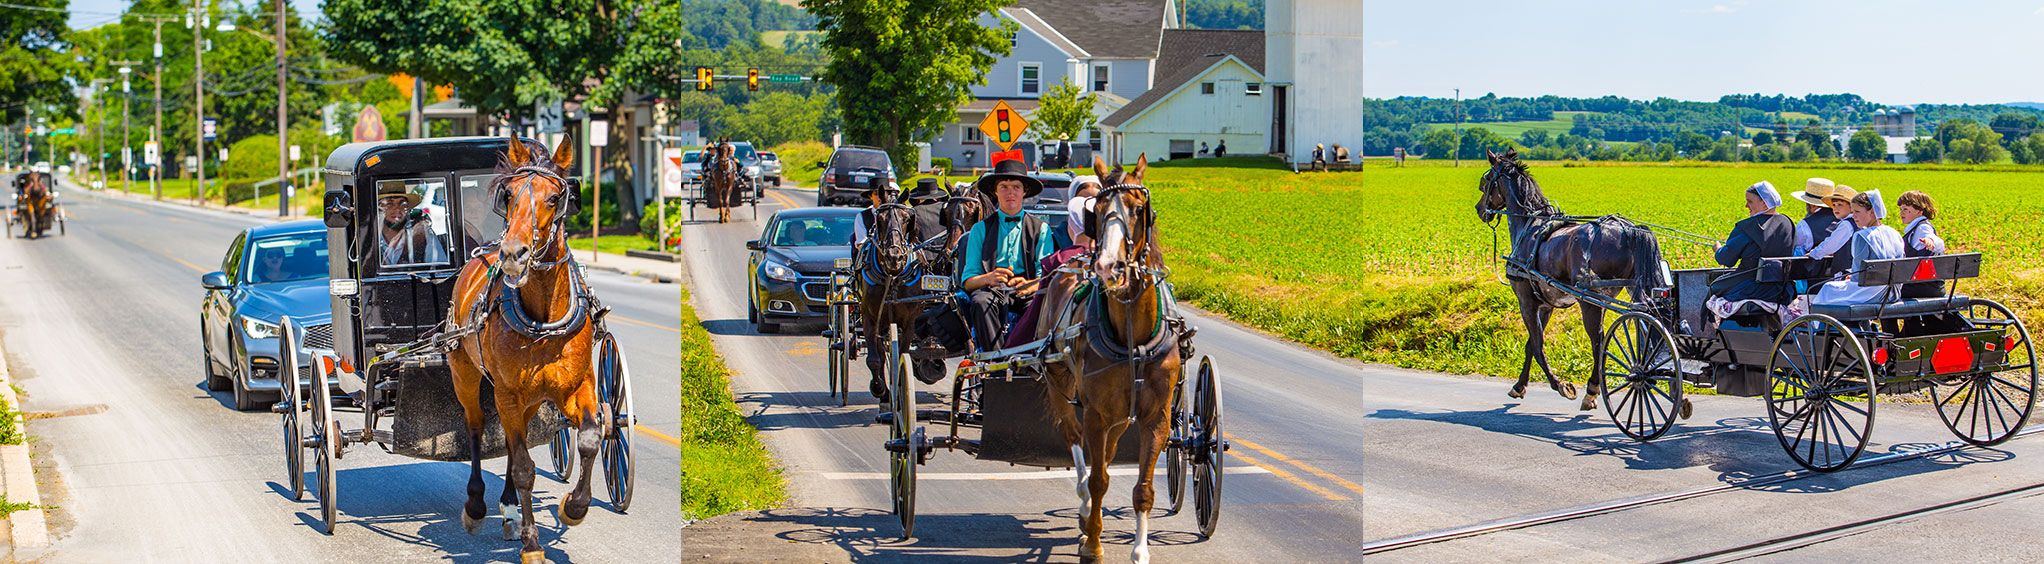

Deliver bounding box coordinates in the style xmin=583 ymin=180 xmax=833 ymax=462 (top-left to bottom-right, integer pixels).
xmin=686 ymin=506 xmax=1211 ymax=563
xmin=267 ymin=458 xmax=609 ymax=562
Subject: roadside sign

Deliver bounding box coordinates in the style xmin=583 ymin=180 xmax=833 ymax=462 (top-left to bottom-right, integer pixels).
xmin=51 ymin=128 xmax=75 ymax=136
xmin=34 ymin=125 xmax=46 ymax=136
xmin=289 ymin=145 xmax=301 ymax=161
xmin=978 ymin=101 xmax=1029 ymax=152
xmin=218 ymin=147 xmax=228 ymax=162
xmin=321 ymin=103 xmax=341 ymax=136
xmin=590 ymin=120 xmax=609 ymax=147
xmin=352 ymin=105 xmax=386 ymax=143
xmin=660 ymin=147 xmax=685 ymax=197
xmin=185 ymin=156 xmax=198 ymax=170
xmin=202 ymin=118 xmax=217 ymax=141
xmin=143 ymin=142 xmax=158 ymax=165
xmin=769 ymin=74 xmax=801 ymax=83
xmin=536 ymin=99 xmax=565 ymax=134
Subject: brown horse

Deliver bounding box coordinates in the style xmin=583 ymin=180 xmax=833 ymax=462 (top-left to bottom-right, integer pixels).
xmin=447 ymin=137 xmax=609 ymax=563
xmin=1035 ymin=155 xmax=1181 ymax=563
xmin=16 ymin=173 xmax=52 ymax=238
xmin=703 ymin=140 xmax=742 ymax=223
xmin=1477 ymin=149 xmax=1664 ymax=410
xmin=935 ymin=186 xmax=989 ymax=273
xmin=855 ymin=185 xmax=931 ymax=402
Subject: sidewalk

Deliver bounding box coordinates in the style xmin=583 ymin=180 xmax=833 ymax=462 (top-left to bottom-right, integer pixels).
xmin=573 ymin=248 xmax=679 ymax=284
xmin=0 ymin=339 xmax=49 ymax=560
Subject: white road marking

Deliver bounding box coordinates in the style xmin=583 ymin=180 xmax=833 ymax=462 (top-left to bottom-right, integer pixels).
xmin=820 ymin=465 xmax=1270 ymax=481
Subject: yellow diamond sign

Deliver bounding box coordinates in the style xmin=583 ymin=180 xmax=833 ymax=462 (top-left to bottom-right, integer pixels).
xmin=978 ymin=100 xmax=1029 ymax=152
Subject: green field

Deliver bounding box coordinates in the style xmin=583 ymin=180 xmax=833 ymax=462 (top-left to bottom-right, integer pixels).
xmin=1463 ymin=111 xmax=1600 ymax=138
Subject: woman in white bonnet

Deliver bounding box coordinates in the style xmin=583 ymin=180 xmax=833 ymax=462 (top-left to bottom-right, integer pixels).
xmin=1797 ymin=189 xmax=1907 ymax=310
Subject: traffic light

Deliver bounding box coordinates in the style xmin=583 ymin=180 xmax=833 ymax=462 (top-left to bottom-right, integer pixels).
xmin=747 ymin=68 xmax=760 ymax=91
xmin=696 ymin=67 xmax=713 ymax=91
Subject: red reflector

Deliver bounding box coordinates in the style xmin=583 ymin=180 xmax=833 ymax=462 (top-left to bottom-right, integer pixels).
xmin=1912 ymin=259 xmax=1937 ymax=281
xmin=1873 ymin=347 xmax=1889 ymax=365
xmin=1909 ymin=348 xmax=1922 ymax=360
xmin=1932 ymin=337 xmax=1976 ymax=374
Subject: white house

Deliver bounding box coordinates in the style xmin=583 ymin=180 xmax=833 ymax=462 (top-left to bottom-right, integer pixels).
xmin=926 ymin=0 xmax=1174 ymax=169
xmin=1100 ymin=29 xmax=1267 ymax=163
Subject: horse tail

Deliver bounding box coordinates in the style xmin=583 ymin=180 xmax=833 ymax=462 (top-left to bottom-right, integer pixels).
xmin=1626 ymin=220 xmax=1665 ymax=304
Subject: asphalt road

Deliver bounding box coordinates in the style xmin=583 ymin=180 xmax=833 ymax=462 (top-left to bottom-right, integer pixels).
xmin=0 ymin=181 xmax=681 ymax=562
xmin=679 ymin=187 xmax=1365 ymax=562
xmin=1362 ymin=336 xmax=2044 ymax=561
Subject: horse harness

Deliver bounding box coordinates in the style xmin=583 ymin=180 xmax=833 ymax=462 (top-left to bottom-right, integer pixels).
xmin=1051 ymin=183 xmax=1189 ymax=424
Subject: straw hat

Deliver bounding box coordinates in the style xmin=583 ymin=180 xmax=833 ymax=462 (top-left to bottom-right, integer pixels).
xmin=375 ymin=182 xmax=422 ymax=208
xmin=1790 ymin=177 xmax=1835 ymax=207
xmin=1827 ymin=184 xmax=1859 ymax=205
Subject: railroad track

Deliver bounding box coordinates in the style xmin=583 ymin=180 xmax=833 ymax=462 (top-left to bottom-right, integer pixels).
xmin=1361 ymin=426 xmax=2044 ymax=556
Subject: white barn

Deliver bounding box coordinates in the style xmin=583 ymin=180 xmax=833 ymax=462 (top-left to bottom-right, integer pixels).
xmin=1265 ymin=0 xmax=1363 ymax=163
xmin=1100 ymin=30 xmax=1268 ymax=163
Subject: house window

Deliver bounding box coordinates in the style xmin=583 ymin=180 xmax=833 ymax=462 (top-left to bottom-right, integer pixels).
xmin=1246 ymin=82 xmax=1262 ymax=96
xmin=1200 ymin=82 xmax=1215 ymax=95
xmin=963 ymin=125 xmax=983 ymax=145
xmin=1008 ymin=30 xmax=1017 ymax=49
xmin=1093 ymin=64 xmax=1110 ymax=92
xmin=1088 ymin=128 xmax=1102 ymax=151
xmin=1020 ymin=63 xmax=1041 ymax=95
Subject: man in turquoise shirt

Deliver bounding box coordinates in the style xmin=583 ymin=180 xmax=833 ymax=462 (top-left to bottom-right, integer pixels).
xmin=956 ymin=159 xmax=1055 ymax=350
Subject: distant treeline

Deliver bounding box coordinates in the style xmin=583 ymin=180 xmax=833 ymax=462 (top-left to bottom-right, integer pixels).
xmin=1186 ymin=0 xmax=1262 ymax=30
xmin=684 ymin=0 xmax=819 ymax=48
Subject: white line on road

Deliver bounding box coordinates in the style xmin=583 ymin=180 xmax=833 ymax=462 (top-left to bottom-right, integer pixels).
xmin=821 ymin=465 xmax=1271 ymax=481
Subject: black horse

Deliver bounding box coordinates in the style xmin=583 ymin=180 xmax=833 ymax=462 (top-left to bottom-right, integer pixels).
xmin=1476 ymin=150 xmax=1665 ymax=410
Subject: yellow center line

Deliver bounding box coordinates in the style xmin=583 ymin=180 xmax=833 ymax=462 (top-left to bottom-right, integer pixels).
xmin=1228 ymin=450 xmax=1348 ymax=502
xmin=635 ymin=424 xmax=681 ymax=447
xmin=766 ymin=189 xmax=800 ymax=209
xmin=609 ymin=313 xmax=680 ymax=333
xmin=168 ymin=255 xmax=207 ymax=274
xmin=1228 ymin=434 xmax=1366 ymax=497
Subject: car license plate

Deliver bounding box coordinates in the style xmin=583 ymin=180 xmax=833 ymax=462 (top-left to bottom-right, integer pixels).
xmin=919 ymin=275 xmax=951 ymax=292
xmin=833 ymin=257 xmax=853 ymax=269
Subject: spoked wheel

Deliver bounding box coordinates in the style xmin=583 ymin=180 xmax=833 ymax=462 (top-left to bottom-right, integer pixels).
xmin=278 ymin=321 xmax=305 ymax=500
xmin=1934 ymin=299 xmax=2039 ymax=446
xmin=1765 ymin=314 xmax=1876 ymax=473
xmin=55 ymin=211 xmax=63 ymax=235
xmin=1165 ymin=372 xmax=1188 ymax=516
xmin=597 ymin=333 xmax=636 ymax=512
xmin=828 ymin=298 xmax=850 ymax=406
xmin=308 ymin=342 xmax=339 ymax=533
xmin=551 ymin=423 xmax=573 ymax=483
xmin=1597 ymin=312 xmax=1685 ymax=441
xmin=886 ymin=326 xmax=918 ymax=538
xmin=1190 ymin=355 xmax=1224 ymax=538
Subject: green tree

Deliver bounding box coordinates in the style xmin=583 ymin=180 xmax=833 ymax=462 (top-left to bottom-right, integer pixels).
xmin=1 ymin=0 xmax=78 ymax=133
xmin=718 ymin=92 xmax=828 ymax=147
xmin=1787 ymin=141 xmax=1815 ymax=162
xmin=1847 ymin=128 xmax=1886 ymax=162
xmin=806 ymin=0 xmax=1013 ymax=165
xmin=1032 ymin=79 xmax=1097 ymax=144
xmin=1905 ymin=137 xmax=1942 ymax=163
xmin=2015 ymin=134 xmax=2044 ymax=165
xmin=1935 ymin=119 xmax=2007 ymax=164
xmin=323 ymin=0 xmax=624 ymax=117
xmin=1752 ymin=131 xmax=1774 ymax=146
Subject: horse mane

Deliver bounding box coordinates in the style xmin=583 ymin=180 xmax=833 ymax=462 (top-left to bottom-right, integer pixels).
xmin=1491 ymin=154 xmax=1560 ymax=216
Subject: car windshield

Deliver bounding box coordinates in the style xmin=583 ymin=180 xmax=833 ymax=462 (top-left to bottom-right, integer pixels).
xmin=770 ymin=215 xmax=856 ymax=247
xmin=834 ymin=150 xmax=890 ymax=172
xmin=683 ymin=151 xmax=701 ymax=164
xmin=734 ymin=144 xmax=759 ymax=163
xmin=245 ymin=233 xmax=328 ymax=284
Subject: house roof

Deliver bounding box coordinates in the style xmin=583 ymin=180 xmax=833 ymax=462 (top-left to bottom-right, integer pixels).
xmin=1100 ymin=30 xmax=1265 ymax=127
xmin=962 ymin=98 xmax=1043 ymax=113
xmin=1003 ymin=8 xmax=1089 ymax=58
xmin=1009 ymin=0 xmax=1168 ymax=59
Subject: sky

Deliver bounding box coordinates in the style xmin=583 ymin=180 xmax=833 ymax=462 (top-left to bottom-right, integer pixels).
xmin=1363 ymin=0 xmax=2044 ymax=106
xmin=65 ymin=0 xmax=327 ymax=30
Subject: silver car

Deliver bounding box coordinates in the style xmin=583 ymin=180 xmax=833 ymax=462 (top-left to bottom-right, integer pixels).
xmin=199 ymin=219 xmax=340 ymax=411
xmin=758 ymin=151 xmax=784 ymax=186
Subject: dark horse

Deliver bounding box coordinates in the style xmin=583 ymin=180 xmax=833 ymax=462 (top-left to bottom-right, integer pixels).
xmin=934 ymin=184 xmax=989 ymax=274
xmin=15 ymin=172 xmax=52 ymax=238
xmin=703 ymin=140 xmax=742 ymax=223
xmin=1034 ymin=155 xmax=1182 ymax=562
xmin=856 ymin=185 xmax=933 ymax=402
xmin=447 ymin=136 xmax=612 ymax=563
xmin=1476 ymin=150 xmax=1664 ymax=411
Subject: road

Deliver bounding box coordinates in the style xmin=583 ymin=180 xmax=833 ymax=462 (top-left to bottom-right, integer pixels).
xmin=1362 ymin=339 xmax=2044 ymax=562
xmin=679 ymin=187 xmax=1365 ymax=562
xmin=0 ymin=181 xmax=681 ymax=562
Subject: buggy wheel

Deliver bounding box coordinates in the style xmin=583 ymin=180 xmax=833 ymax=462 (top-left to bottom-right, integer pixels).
xmin=55 ymin=211 xmax=63 ymax=235
xmin=887 ymin=326 xmax=917 ymax=538
xmin=828 ymin=300 xmax=850 ymax=406
xmin=1597 ymin=312 xmax=1684 ymax=441
xmin=277 ymin=323 xmax=304 ymax=501
xmin=598 ymin=333 xmax=636 ymax=512
xmin=1191 ymin=355 xmax=1224 ymax=538
xmin=1934 ymin=298 xmax=2039 ymax=446
xmin=1765 ymin=314 xmax=1876 ymax=473
xmin=308 ymin=344 xmax=338 ymax=534
xmin=550 ymin=425 xmax=573 ymax=483
xmin=1165 ymin=371 xmax=1188 ymax=516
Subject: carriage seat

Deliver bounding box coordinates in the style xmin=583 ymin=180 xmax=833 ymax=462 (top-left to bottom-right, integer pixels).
xmin=1810 ymin=295 xmax=1970 ymax=321
xmin=1797 ymin=253 xmax=1982 ymax=322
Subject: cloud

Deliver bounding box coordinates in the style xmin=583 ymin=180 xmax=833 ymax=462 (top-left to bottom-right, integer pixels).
xmin=2035 ymin=5 xmax=2044 ymax=14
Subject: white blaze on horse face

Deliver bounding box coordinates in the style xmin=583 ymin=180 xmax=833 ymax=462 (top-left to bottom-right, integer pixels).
xmin=1094 ymin=201 xmax=1129 ymax=285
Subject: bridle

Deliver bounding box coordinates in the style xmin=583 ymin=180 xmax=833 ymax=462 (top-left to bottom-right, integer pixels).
xmin=866 ymin=201 xmax=916 ymax=279
xmin=1064 ymin=180 xmax=1178 ymax=425
xmin=493 ymin=164 xmax=579 ymax=273
xmin=1089 ymin=183 xmax=1163 ymax=302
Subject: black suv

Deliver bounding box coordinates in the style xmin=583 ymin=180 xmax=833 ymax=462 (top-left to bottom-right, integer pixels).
xmin=817 ymin=145 xmax=896 ymax=206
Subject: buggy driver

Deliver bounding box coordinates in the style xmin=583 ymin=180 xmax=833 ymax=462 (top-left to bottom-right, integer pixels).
xmin=376 ymin=183 xmax=449 ymax=267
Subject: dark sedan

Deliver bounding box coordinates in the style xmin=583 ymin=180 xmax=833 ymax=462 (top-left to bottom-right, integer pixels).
xmin=746 ymin=207 xmax=861 ymax=333
xmin=199 ymin=219 xmax=339 ymax=411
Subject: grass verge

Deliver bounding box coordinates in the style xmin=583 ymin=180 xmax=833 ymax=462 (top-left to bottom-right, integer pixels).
xmin=568 ymin=234 xmax=659 ymax=255
xmin=680 ymin=282 xmax=786 ymax=519
xmin=0 ymin=494 xmax=37 ymax=517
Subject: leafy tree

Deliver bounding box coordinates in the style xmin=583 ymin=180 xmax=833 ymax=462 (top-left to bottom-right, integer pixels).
xmin=0 ymin=0 xmax=75 ymax=129
xmin=1787 ymin=141 xmax=1815 ymax=162
xmin=2013 ymin=134 xmax=2044 ymax=165
xmin=716 ymin=91 xmax=828 ymax=146
xmin=1905 ymin=137 xmax=1942 ymax=164
xmin=805 ymin=0 xmax=1013 ymax=165
xmin=1989 ymin=113 xmax=2039 ymax=147
xmin=1032 ymin=79 xmax=1097 ymax=144
xmin=1847 ymin=128 xmax=1886 ymax=162
xmin=1751 ymin=131 xmax=1774 ymax=146
xmin=324 ymin=0 xmax=626 ymax=117
xmin=1518 ymin=129 xmax=1551 ymax=147
xmin=1935 ymin=119 xmax=2007 ymax=164
xmin=1704 ymin=136 xmax=1740 ymax=162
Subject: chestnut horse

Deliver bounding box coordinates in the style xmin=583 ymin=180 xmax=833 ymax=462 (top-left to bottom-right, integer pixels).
xmin=1035 ymin=155 xmax=1182 ymax=563
xmin=16 ymin=173 xmax=51 ymax=238
xmin=703 ymin=140 xmax=741 ymax=223
xmin=447 ymin=137 xmax=610 ymax=563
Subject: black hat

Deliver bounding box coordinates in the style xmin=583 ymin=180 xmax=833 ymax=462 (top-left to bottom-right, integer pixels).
xmin=908 ymin=177 xmax=948 ymax=204
xmin=972 ymin=159 xmax=1043 ymax=198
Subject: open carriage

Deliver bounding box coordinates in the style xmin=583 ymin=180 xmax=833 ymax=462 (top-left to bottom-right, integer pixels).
xmin=277 ymin=137 xmax=636 ymax=534
xmin=7 ymin=170 xmax=65 ymax=238
xmin=1528 ymin=252 xmax=2037 ymax=472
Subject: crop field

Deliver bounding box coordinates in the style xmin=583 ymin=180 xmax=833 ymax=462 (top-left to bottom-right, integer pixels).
xmin=1145 ymin=158 xmax=2044 ymax=383
xmin=1459 ymin=111 xmax=1600 ymax=138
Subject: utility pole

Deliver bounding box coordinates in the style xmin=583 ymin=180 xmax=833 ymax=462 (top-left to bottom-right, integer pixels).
xmin=274 ymin=0 xmax=290 ymax=216
xmin=138 ymin=16 xmax=175 ymax=200
xmin=93 ymin=80 xmax=108 ymax=188
xmin=1453 ymin=88 xmax=1462 ymax=168
xmin=191 ymin=0 xmax=207 ymax=206
xmin=114 ymin=63 xmax=138 ymax=193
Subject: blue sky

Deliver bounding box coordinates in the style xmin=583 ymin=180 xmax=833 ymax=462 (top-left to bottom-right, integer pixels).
xmin=1363 ymin=1 xmax=2044 ymax=105
xmin=66 ymin=0 xmax=327 ymax=30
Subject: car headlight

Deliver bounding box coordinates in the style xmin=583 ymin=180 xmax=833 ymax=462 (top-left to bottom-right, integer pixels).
xmin=762 ymin=261 xmax=800 ymax=283
xmin=241 ymin=316 xmax=280 ymax=340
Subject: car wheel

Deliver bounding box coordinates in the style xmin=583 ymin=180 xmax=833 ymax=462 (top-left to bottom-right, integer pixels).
xmin=816 ymin=189 xmax=829 ymax=207
xmin=749 ymin=292 xmax=762 ymax=324
xmin=231 ymin=369 xmax=264 ymax=411
xmin=202 ymin=326 xmax=230 ymax=392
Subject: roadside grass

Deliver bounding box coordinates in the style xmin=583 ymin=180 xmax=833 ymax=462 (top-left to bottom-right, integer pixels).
xmin=0 ymin=494 xmax=38 ymax=517
xmin=567 ymin=234 xmax=659 ymax=255
xmin=0 ymin=392 xmax=20 ymax=446
xmin=680 ymin=282 xmax=785 ymax=519
xmin=1147 ymin=159 xmax=2044 ymax=386
xmin=770 ymin=141 xmax=832 ymax=187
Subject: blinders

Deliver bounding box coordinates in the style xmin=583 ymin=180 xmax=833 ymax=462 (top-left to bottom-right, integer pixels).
xmin=493 ymin=167 xmax=582 ymax=221
xmin=1085 ymin=183 xmax=1155 ymax=245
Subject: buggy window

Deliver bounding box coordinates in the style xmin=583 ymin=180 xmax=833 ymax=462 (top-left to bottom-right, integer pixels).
xmin=244 ymin=233 xmax=329 ymax=284
xmin=458 ymin=173 xmax=506 ymax=247
xmin=771 ymin=216 xmax=855 ymax=247
xmin=372 ymin=177 xmax=454 ymax=270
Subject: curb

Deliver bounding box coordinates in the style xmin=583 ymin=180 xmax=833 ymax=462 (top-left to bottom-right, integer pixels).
xmin=575 ymin=251 xmax=679 ymax=284
xmin=63 ymin=174 xmax=310 ymax=222
xmin=0 ymin=340 xmax=49 ymax=556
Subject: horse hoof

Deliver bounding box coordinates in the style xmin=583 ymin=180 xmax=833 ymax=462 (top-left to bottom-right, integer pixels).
xmin=1579 ymin=398 xmax=1597 ymax=411
xmin=521 ymin=550 xmax=547 ymax=564
xmin=462 ymin=510 xmax=481 ymax=534
xmin=558 ymin=498 xmax=588 ymax=527
xmin=1556 ymin=382 xmax=1579 ymax=400
xmin=1679 ymin=399 xmax=1694 ymax=420
xmin=1507 ymin=387 xmax=1525 ymax=399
